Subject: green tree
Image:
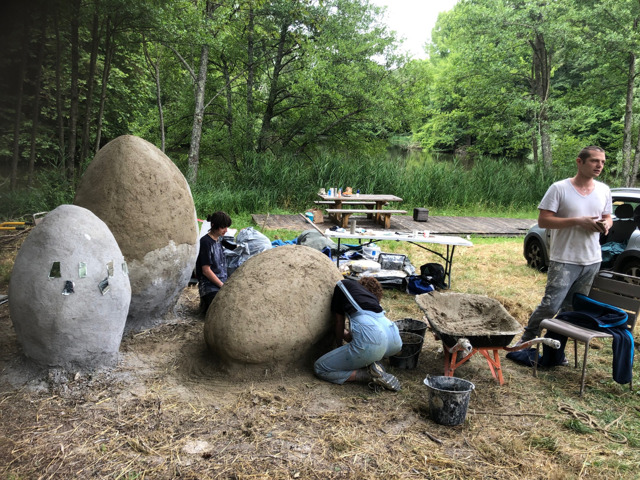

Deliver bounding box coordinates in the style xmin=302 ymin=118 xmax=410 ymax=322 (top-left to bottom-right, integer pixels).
xmin=421 ymin=0 xmax=577 ymax=166
xmin=575 ymin=0 xmax=640 ymax=185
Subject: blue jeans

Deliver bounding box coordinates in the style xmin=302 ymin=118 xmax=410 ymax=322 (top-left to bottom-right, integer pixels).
xmin=314 ymin=311 xmax=402 ymax=384
xmin=522 ymin=261 xmax=600 ymax=341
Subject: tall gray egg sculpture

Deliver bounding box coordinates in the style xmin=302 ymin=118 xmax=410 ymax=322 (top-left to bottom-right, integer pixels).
xmin=74 ymin=135 xmax=199 ymax=331
xmin=9 ymin=205 xmax=131 ymax=369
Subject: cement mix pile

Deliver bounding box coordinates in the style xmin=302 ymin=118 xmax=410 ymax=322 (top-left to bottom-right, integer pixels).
xmin=204 ymin=245 xmax=343 ymax=371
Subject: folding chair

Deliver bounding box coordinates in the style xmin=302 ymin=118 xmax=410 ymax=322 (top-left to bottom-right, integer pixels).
xmin=533 ymin=271 xmax=640 ymax=395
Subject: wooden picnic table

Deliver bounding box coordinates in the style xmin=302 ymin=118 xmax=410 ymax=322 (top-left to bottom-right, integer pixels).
xmin=317 ymin=193 xmax=405 ymax=229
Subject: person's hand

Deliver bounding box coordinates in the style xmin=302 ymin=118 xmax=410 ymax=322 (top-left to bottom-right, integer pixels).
xmin=580 ymin=216 xmax=604 ymax=232
xmin=596 ymin=220 xmax=609 ymax=235
xmin=343 ymin=329 xmax=352 ymax=343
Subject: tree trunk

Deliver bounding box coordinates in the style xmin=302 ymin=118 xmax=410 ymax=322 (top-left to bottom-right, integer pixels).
xmin=258 ymin=23 xmax=288 ymax=153
xmin=539 ymin=111 xmax=552 ymax=170
xmin=187 ymin=43 xmax=209 ymax=184
xmin=95 ymin=18 xmax=115 ymax=154
xmin=79 ymin=3 xmax=101 ymax=171
xmin=186 ymin=0 xmax=218 ymax=184
xmin=146 ymin=42 xmax=166 ymax=153
xmin=155 ymin=58 xmax=166 ymax=153
xmin=531 ymin=121 xmax=539 ymax=165
xmin=622 ymin=52 xmax=636 ymax=186
xmin=28 ymin=13 xmax=48 ymax=188
xmin=54 ymin=8 xmax=66 ymax=173
xmin=10 ymin=18 xmax=30 ymax=191
xmin=632 ymin=123 xmax=640 ymax=187
xmin=68 ymin=0 xmax=81 ymax=183
xmin=531 ymin=32 xmax=552 ymax=169
xmin=245 ymin=2 xmax=255 ymax=152
xmin=623 ymin=17 xmax=639 ymax=186
xmin=142 ymin=38 xmax=165 ymax=151
xmin=222 ymin=58 xmax=235 ymax=163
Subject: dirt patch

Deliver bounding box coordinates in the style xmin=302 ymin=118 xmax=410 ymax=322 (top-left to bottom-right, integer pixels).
xmin=1 ymin=231 xmax=639 ymax=479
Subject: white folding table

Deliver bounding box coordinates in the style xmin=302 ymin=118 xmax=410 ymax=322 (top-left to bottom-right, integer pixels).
xmin=324 ymin=229 xmax=473 ymax=288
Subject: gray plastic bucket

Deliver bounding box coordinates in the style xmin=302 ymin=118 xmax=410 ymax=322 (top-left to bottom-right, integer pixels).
xmin=423 ymin=375 xmax=475 ymax=426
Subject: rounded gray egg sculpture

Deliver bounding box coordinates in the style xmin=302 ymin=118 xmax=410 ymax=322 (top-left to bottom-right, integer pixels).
xmin=74 ymin=135 xmax=198 ymax=331
xmin=9 ymin=204 xmax=131 ymax=369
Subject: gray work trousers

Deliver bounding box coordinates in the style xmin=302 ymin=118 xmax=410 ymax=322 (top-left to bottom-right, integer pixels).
xmin=522 ymin=261 xmax=600 ymax=341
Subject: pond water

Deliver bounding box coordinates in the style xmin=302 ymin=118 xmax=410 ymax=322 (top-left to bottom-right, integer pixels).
xmin=385 ymin=145 xmax=466 ymax=168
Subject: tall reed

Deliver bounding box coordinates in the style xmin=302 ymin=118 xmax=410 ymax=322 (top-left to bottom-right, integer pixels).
xmin=0 ymin=150 xmax=602 ymax=220
xmin=190 ymin=152 xmax=568 ymax=216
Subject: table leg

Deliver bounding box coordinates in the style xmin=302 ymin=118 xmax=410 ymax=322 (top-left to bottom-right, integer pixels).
xmin=382 ymin=213 xmax=391 ymax=229
xmin=407 ymin=243 xmax=456 ymax=289
xmin=374 ymin=201 xmax=383 ymax=225
xmin=328 ymin=200 xmax=344 ymax=224
xmin=444 ymin=245 xmax=455 ymax=288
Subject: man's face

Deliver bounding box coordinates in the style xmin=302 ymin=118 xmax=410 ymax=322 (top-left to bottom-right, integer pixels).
xmin=578 ymin=151 xmax=606 ymax=178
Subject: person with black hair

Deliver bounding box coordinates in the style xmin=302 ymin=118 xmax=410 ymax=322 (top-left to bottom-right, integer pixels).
xmin=196 ymin=211 xmax=233 ymax=314
xmin=314 ymin=277 xmax=402 ymax=391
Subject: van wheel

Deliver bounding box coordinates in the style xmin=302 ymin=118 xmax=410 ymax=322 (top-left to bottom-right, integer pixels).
xmin=525 ymin=238 xmax=547 ymax=271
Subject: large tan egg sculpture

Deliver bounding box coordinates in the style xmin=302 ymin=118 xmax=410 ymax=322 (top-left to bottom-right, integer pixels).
xmin=204 ymin=245 xmax=343 ymax=371
xmin=74 ymin=135 xmax=198 ymax=331
xmin=9 ymin=205 xmax=131 ymax=369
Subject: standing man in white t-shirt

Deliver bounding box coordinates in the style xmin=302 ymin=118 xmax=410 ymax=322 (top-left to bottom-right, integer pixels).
xmin=518 ymin=146 xmax=613 ymax=344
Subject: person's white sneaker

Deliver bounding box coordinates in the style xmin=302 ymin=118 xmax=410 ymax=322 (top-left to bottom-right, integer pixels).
xmin=368 ymin=362 xmax=401 ymax=392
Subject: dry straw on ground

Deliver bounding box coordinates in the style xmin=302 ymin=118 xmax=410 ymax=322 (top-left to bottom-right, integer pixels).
xmin=1 ymin=232 xmax=639 ymax=479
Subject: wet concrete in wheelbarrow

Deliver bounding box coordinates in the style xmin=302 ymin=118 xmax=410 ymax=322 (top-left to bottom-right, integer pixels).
xmin=415 ymin=291 xmax=523 ymax=348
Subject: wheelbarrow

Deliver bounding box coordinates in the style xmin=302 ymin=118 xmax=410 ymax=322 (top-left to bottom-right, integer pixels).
xmin=416 ymin=291 xmax=560 ymax=385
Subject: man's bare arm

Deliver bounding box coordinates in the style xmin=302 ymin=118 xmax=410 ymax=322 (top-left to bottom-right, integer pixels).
xmin=537 ymin=209 xmax=604 ymax=232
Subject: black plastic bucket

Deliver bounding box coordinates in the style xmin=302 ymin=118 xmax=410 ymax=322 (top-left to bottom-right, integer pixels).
xmin=395 ymin=318 xmax=428 ymax=338
xmin=423 ymin=375 xmax=475 ymax=426
xmin=397 ymin=331 xmax=424 ymax=356
xmin=388 ymin=350 xmax=421 ymax=369
xmin=389 ymin=331 xmax=424 ymax=369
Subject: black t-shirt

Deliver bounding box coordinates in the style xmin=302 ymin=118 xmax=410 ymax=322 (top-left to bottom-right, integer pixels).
xmin=331 ymin=279 xmax=383 ymax=316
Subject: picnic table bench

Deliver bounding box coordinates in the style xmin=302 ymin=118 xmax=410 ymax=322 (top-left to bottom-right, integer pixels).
xmin=326 ymin=208 xmax=407 ymax=229
xmin=314 ymin=200 xmax=377 ymax=206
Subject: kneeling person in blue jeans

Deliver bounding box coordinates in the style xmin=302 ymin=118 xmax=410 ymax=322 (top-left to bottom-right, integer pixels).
xmin=314 ymin=278 xmax=402 ymax=391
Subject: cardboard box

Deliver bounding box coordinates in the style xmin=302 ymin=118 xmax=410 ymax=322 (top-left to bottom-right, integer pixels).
xmin=311 ymin=208 xmax=324 ymax=223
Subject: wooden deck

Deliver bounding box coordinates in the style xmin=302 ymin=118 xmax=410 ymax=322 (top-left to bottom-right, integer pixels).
xmin=251 ymin=213 xmax=535 ymax=236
